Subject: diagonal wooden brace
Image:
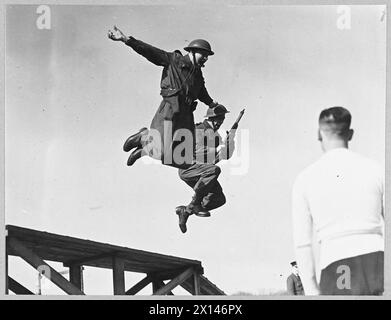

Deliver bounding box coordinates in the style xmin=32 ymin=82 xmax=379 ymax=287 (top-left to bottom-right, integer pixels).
xmin=7 ymin=237 xmax=85 ymax=295
xmin=126 ymin=275 xmax=152 ymax=295
xmin=153 ymin=279 xmax=174 ymax=295
xmin=153 ymin=267 xmax=194 ymax=295
xmin=8 ymin=276 xmax=34 ymax=295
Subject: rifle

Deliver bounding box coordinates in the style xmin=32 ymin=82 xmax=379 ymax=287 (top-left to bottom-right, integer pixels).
xmin=214 ymin=108 xmax=245 ymax=164
xmin=227 ymin=108 xmax=245 ymax=136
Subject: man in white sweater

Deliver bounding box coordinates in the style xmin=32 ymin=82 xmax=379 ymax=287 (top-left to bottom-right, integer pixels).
xmin=292 ymin=106 xmax=384 ymax=295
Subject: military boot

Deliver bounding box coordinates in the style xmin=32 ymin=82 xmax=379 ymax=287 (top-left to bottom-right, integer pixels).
xmin=123 ymin=127 xmax=149 ymax=152
xmin=175 ymin=205 xmax=191 ymax=233
xmin=186 ymin=195 xmax=211 ymax=217
xmin=127 ymin=147 xmax=144 ymax=166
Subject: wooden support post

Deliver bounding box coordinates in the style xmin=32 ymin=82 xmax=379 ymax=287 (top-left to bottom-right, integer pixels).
xmin=153 ymin=268 xmax=194 ymax=296
xmin=69 ymin=265 xmax=83 ymax=291
xmin=7 ymin=237 xmax=84 ymax=295
xmin=8 ymin=277 xmax=34 ymax=295
xmin=180 ymin=278 xmax=195 ymax=295
xmin=112 ymin=256 xmax=125 ymax=295
xmin=193 ymin=271 xmax=200 ymax=295
xmin=126 ymin=275 xmax=152 ymax=295
xmin=5 ymin=247 xmax=9 ymax=295
xmin=152 ymin=279 xmax=160 ymax=294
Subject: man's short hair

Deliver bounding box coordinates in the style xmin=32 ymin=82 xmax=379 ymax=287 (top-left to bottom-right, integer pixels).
xmin=319 ymin=106 xmax=352 ymax=136
xmin=290 ymin=261 xmax=297 ymax=267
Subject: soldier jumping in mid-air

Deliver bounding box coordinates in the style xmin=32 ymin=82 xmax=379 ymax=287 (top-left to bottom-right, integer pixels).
xmin=107 ymin=26 xmax=225 ymax=170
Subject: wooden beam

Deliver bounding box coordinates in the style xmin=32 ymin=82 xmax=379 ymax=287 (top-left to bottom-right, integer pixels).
xmin=8 ymin=277 xmax=34 ymax=295
xmin=199 ymin=275 xmax=225 ymax=295
xmin=112 ymin=256 xmax=125 ymax=295
xmin=5 ymin=249 xmax=9 ymax=295
xmin=64 ymin=252 xmax=116 ymax=267
xmin=6 ymin=225 xmax=202 ymax=268
xmin=125 ymin=275 xmax=152 ymax=295
xmin=69 ymin=265 xmax=83 ymax=290
xmin=194 ymin=272 xmax=200 ymax=295
xmin=200 ymin=286 xmax=215 ymax=295
xmin=159 ymin=280 xmax=174 ymax=295
xmin=181 ymin=275 xmax=225 ymax=295
xmin=153 ymin=268 xmax=194 ymax=296
xmin=153 ymin=279 xmax=174 ymax=295
xmin=152 ymin=279 xmax=160 ymax=293
xmin=180 ymin=278 xmax=195 ymax=295
xmin=7 ymin=237 xmax=85 ymax=295
xmin=151 ymin=266 xmax=204 ymax=281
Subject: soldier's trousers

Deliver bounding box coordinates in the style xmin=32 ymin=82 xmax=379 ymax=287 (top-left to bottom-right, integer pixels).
xmin=178 ymin=163 xmax=226 ymax=211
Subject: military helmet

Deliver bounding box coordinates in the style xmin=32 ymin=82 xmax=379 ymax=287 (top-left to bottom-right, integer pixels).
xmin=205 ymin=104 xmax=230 ymax=118
xmin=184 ymin=39 xmax=214 ymax=55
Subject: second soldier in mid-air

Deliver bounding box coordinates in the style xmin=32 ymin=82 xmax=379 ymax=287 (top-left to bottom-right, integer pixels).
xmin=175 ymin=104 xmax=237 ymax=233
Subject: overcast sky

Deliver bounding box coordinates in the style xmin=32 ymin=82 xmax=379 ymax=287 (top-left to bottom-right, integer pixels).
xmin=5 ymin=4 xmax=386 ymax=295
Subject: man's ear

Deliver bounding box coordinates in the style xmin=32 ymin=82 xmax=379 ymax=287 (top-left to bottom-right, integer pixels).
xmin=347 ymin=129 xmax=354 ymax=141
xmin=317 ymin=129 xmax=322 ymax=142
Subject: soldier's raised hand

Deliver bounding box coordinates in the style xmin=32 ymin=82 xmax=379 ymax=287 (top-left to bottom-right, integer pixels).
xmin=108 ymin=25 xmax=127 ymax=42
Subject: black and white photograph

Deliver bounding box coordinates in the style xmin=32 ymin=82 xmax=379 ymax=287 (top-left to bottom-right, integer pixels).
xmin=2 ymin=1 xmax=388 ymax=299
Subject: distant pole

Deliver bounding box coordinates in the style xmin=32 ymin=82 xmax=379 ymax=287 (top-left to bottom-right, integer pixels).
xmin=80 ymin=267 xmax=84 ymax=292
xmin=37 ymin=272 xmax=42 ymax=295
xmin=37 ymin=269 xmax=69 ymax=295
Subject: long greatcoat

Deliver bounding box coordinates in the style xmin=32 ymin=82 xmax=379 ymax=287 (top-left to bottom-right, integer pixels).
xmin=125 ymin=37 xmax=215 ymax=168
xmin=286 ymin=273 xmax=305 ymax=295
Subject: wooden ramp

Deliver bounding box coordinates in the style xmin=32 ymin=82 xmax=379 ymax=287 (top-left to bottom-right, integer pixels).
xmin=5 ymin=225 xmax=225 ymax=296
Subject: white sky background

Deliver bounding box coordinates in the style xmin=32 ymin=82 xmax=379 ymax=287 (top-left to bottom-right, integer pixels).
xmin=5 ymin=5 xmax=386 ymax=295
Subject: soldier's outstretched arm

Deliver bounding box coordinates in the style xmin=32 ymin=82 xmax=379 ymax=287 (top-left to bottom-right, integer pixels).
xmin=197 ymin=78 xmax=215 ymax=107
xmin=108 ymin=25 xmax=171 ymax=67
